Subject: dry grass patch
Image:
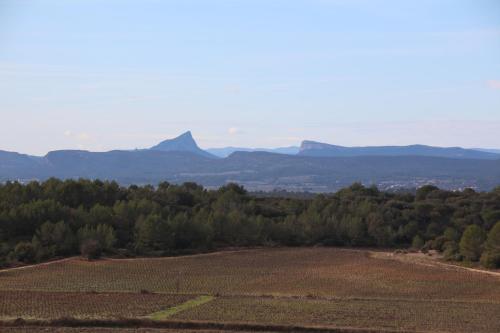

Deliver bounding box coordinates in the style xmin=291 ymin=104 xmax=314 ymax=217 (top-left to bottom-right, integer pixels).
xmin=149 ymin=295 xmax=215 ymax=320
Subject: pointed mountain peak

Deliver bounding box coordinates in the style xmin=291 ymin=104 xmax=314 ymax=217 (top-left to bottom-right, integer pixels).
xmin=150 ymin=131 xmax=216 ymax=158
xmin=151 ymin=131 xmax=198 ymax=151
xmin=169 ymin=131 xmax=196 ymax=146
xmin=178 ymin=130 xmax=193 ymax=139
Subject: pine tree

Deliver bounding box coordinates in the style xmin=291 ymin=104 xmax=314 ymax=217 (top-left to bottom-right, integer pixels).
xmin=480 ymin=221 xmax=500 ymax=268
xmin=459 ymin=225 xmax=486 ymax=261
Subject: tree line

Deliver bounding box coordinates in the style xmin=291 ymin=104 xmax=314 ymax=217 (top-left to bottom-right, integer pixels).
xmin=0 ymin=179 xmax=499 ymax=268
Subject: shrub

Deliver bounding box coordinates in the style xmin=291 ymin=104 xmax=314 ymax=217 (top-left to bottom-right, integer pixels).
xmin=80 ymin=239 xmax=102 ymax=260
xmin=480 ymin=251 xmax=500 ymax=269
xmin=430 ymin=236 xmax=447 ymax=252
xmin=411 ymin=235 xmax=424 ymax=250
xmin=443 ymin=241 xmax=461 ymax=261
xmin=78 ymin=224 xmax=116 ymax=254
xmin=14 ymin=242 xmax=36 ymax=263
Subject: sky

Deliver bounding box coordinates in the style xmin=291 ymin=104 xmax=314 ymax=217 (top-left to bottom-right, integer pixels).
xmin=0 ymin=0 xmax=499 ymax=155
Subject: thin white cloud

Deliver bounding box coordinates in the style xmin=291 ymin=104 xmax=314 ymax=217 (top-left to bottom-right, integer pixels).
xmin=487 ymin=80 xmax=500 ymax=90
xmin=64 ymin=131 xmax=92 ymax=142
xmin=228 ymin=127 xmax=241 ymax=135
xmin=77 ymin=133 xmax=91 ymax=141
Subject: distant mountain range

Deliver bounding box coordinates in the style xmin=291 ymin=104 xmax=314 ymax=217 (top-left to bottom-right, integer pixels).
xmin=297 ymin=141 xmax=500 ymax=159
xmin=473 ymin=148 xmax=500 ymax=155
xmin=206 ymin=146 xmax=300 ymax=158
xmin=1 ymin=132 xmax=500 ymax=192
xmin=207 ymin=140 xmax=500 ymax=160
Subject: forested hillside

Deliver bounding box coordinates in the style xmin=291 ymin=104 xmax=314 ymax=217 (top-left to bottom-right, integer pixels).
xmin=0 ymin=179 xmax=499 ymax=269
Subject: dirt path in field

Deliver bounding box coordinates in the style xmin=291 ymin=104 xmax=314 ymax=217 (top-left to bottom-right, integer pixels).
xmin=369 ymin=251 xmax=500 ymax=278
xmin=0 ymin=257 xmax=79 ymax=274
xmin=148 ymin=296 xmax=216 ymax=320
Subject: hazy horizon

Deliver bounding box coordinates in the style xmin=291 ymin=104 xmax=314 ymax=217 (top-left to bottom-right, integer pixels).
xmin=2 ymin=129 xmax=500 ymax=157
xmin=1 ymin=0 xmax=500 ymax=155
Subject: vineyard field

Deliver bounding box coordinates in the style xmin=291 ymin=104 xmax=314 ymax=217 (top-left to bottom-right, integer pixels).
xmin=172 ymin=295 xmax=500 ymax=333
xmin=1 ymin=248 xmax=498 ymax=301
xmin=0 ymin=248 xmax=499 ymax=332
xmin=0 ymin=329 xmax=270 ymax=333
xmin=0 ymin=291 xmax=191 ymax=319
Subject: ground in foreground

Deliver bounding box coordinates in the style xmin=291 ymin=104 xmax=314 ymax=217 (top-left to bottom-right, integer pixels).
xmin=0 ymin=248 xmax=499 ymax=332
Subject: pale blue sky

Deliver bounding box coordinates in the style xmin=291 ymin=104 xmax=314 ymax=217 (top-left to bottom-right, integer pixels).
xmin=1 ymin=0 xmax=499 ymax=155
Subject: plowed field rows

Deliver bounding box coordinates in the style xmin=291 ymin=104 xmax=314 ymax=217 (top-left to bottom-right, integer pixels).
xmin=0 ymin=248 xmax=499 ymax=332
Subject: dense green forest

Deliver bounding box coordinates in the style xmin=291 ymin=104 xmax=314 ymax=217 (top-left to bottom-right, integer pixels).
xmin=0 ymin=179 xmax=499 ymax=268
